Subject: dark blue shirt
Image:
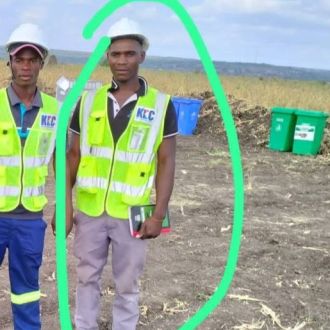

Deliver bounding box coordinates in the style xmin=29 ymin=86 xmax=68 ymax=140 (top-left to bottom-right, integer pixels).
xmin=0 ymin=85 xmax=44 ymax=220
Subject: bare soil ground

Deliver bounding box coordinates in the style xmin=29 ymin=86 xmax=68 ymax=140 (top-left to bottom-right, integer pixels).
xmin=1 ymin=94 xmax=329 ymax=329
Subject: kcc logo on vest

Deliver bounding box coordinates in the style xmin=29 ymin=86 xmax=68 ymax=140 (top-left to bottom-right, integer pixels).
xmin=41 ymin=114 xmax=56 ymax=129
xmin=135 ymin=107 xmax=155 ymax=124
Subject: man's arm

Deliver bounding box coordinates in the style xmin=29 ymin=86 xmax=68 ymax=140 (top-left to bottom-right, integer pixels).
xmin=65 ymin=132 xmax=81 ymax=235
xmin=51 ymin=133 xmax=81 ymax=236
xmin=51 ymin=156 xmax=74 ymax=237
xmin=67 ymin=132 xmax=81 ymax=187
xmin=138 ymin=136 xmax=176 ymax=239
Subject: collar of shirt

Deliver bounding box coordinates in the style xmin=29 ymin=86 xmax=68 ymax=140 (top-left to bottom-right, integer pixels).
xmin=109 ymin=93 xmax=137 ymax=118
xmin=7 ymin=83 xmax=43 ymax=110
xmin=108 ymin=76 xmax=148 ymax=118
xmin=109 ymin=76 xmax=148 ymax=96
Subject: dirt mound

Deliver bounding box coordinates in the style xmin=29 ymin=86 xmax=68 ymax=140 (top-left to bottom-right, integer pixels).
xmin=191 ymin=92 xmax=330 ymax=156
xmin=319 ymin=126 xmax=330 ymax=155
xmin=192 ymin=92 xmax=270 ymax=148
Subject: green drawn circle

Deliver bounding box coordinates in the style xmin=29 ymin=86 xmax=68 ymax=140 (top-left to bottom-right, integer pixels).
xmin=55 ymin=0 xmax=244 ymax=329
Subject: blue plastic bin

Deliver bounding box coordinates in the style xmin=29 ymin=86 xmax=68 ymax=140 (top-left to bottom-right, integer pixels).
xmin=171 ymin=97 xmax=203 ymax=135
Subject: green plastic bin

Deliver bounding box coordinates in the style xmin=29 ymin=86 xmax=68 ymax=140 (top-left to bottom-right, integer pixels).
xmin=292 ymin=110 xmax=329 ymax=155
xmin=269 ymin=107 xmax=297 ymax=151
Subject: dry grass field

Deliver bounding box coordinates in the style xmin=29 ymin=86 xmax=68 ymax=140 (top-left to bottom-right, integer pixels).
xmin=1 ymin=60 xmax=330 ymax=112
xmin=0 ymin=60 xmax=330 ymax=329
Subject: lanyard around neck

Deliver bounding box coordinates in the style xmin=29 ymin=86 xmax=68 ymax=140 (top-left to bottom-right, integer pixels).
xmin=17 ymin=103 xmax=29 ymax=139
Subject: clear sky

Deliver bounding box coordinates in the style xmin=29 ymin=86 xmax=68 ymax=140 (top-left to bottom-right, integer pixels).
xmin=0 ymin=0 xmax=329 ymax=70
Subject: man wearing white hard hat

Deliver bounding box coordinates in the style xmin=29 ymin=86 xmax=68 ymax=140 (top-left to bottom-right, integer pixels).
xmin=66 ymin=17 xmax=178 ymax=329
xmin=0 ymin=23 xmax=59 ymax=330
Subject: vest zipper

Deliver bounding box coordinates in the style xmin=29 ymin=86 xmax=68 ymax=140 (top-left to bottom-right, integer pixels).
xmin=100 ymin=93 xmax=141 ymax=214
xmin=18 ymin=144 xmax=24 ymax=204
xmin=18 ymin=103 xmax=27 ymax=204
xmin=102 ymin=97 xmax=137 ymax=213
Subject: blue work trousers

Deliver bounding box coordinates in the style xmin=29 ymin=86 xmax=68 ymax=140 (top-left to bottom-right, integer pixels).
xmin=0 ymin=218 xmax=47 ymax=330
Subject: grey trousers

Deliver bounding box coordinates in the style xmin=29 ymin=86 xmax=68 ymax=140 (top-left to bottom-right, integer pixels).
xmin=73 ymin=212 xmax=147 ymax=330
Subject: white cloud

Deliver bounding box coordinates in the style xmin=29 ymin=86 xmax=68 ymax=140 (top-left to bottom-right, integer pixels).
xmin=113 ymin=3 xmax=172 ymax=22
xmin=69 ymin=0 xmax=90 ymax=4
xmin=0 ymin=0 xmax=14 ymax=6
xmin=229 ymin=22 xmax=297 ymax=37
xmin=288 ymin=11 xmax=330 ymax=27
xmin=189 ymin=0 xmax=295 ymax=15
xmin=292 ymin=2 xmax=330 ymax=26
xmin=135 ymin=7 xmax=158 ymax=20
xmin=19 ymin=6 xmax=48 ymax=24
xmin=188 ymin=0 xmax=330 ymax=26
xmin=317 ymin=0 xmax=330 ymax=11
xmin=1 ymin=0 xmax=329 ymax=69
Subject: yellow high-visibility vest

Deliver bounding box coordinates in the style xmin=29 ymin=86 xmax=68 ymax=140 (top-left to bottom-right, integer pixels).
xmin=0 ymin=88 xmax=58 ymax=211
xmin=76 ymin=85 xmax=170 ymax=219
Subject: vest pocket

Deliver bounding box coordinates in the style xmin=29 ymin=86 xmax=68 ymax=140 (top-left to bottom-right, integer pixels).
xmin=37 ymin=131 xmax=52 ymax=156
xmin=88 ymin=111 xmax=105 ymax=145
xmin=77 ymin=156 xmax=98 ymax=194
xmin=0 ymin=123 xmax=15 ymax=156
xmin=36 ymin=165 xmax=48 ymax=185
xmin=127 ymin=125 xmax=149 ymax=152
xmin=121 ymin=163 xmax=152 ymax=204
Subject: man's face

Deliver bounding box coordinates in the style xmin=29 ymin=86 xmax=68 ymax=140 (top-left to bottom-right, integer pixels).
xmin=107 ymin=38 xmax=145 ymax=83
xmin=10 ymin=48 xmax=43 ymax=87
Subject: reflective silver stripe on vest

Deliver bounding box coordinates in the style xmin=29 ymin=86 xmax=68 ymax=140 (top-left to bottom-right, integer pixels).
xmin=115 ymin=150 xmax=154 ymax=164
xmin=110 ymin=176 xmax=155 ymax=197
xmin=0 ymin=186 xmax=20 ymax=196
xmin=25 ymin=156 xmax=47 ymax=168
xmin=44 ymin=116 xmax=58 ymax=165
xmin=76 ymin=177 xmax=108 ymax=190
xmin=145 ymin=92 xmax=168 ymax=154
xmin=0 ymin=156 xmax=49 ymax=168
xmin=80 ymin=91 xmax=96 ymax=156
xmin=0 ymin=156 xmax=21 ymax=167
xmin=90 ymin=146 xmax=113 ymax=158
xmin=23 ymin=186 xmax=45 ymax=197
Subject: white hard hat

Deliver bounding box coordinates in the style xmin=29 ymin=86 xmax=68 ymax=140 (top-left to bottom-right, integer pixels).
xmin=107 ymin=18 xmax=149 ymax=51
xmin=6 ymin=23 xmax=49 ymax=59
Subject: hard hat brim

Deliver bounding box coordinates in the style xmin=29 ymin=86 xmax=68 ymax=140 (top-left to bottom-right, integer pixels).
xmin=9 ymin=43 xmax=46 ymax=59
xmin=110 ymin=34 xmax=149 ymax=51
